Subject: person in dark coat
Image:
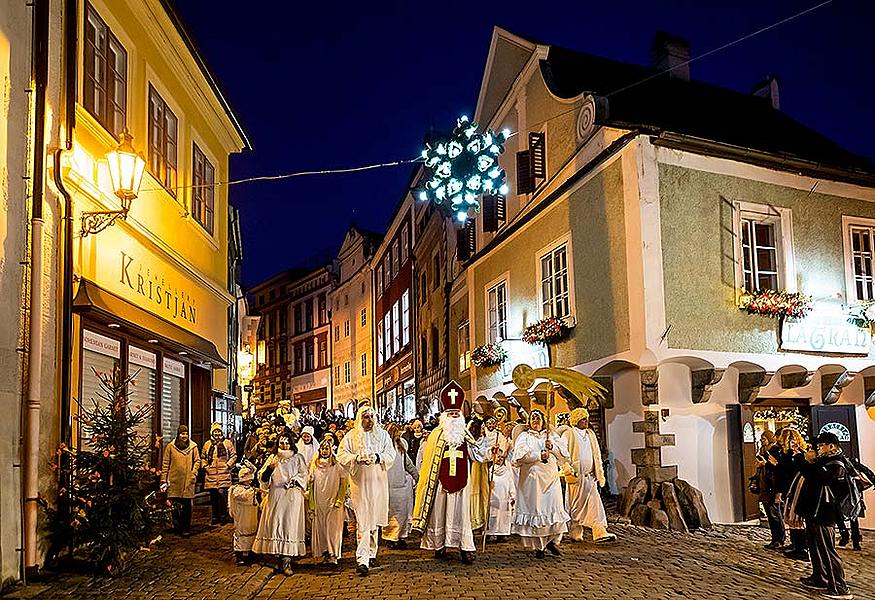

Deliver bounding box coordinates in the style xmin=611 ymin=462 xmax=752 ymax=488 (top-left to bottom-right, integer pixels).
xmin=777 ymin=428 xmax=809 ymax=560
xmin=756 ymin=431 xmax=784 ymax=550
xmin=794 ymin=432 xmax=854 ymax=599
xmin=836 ymin=457 xmax=874 ymax=551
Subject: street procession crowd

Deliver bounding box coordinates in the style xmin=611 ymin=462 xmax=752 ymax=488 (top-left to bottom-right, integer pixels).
xmin=157 ymin=384 xmax=873 ymax=599
xmin=159 ymin=383 xmax=616 ymax=579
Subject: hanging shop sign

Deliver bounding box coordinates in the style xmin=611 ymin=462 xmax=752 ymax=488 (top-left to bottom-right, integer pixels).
xmin=780 ymin=305 xmax=871 ymax=355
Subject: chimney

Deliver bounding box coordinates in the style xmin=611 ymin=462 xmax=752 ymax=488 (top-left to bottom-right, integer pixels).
xmin=652 ymin=32 xmax=690 ymax=81
xmin=752 ymin=75 xmax=780 ymax=110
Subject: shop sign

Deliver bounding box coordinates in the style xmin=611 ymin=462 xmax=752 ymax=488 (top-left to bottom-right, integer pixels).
xmin=128 ymin=345 xmax=156 ymax=369
xmin=163 ymin=357 xmax=185 ymax=378
xmin=83 ymin=329 xmax=120 ymax=358
xmin=500 ymin=339 xmax=550 ymax=383
xmin=780 ymin=308 xmax=871 ymax=355
xmin=118 ymin=251 xmax=198 ymax=326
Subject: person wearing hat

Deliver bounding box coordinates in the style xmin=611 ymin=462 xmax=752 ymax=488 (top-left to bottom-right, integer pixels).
xmin=228 ymin=461 xmax=260 ymax=565
xmin=161 ymin=425 xmax=201 ymax=538
xmin=411 ymin=383 xmax=492 ymax=564
xmin=794 ymin=431 xmax=855 ymax=599
xmin=511 ymin=409 xmax=570 ymax=558
xmin=202 ymin=422 xmax=237 ymax=525
xmin=560 ymin=407 xmax=616 ymax=543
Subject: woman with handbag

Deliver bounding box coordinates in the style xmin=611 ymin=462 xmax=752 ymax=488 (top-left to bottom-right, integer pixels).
xmin=161 ymin=425 xmax=201 ymax=538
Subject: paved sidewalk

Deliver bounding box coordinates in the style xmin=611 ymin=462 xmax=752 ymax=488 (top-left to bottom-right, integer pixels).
xmin=5 ymin=507 xmax=874 ymax=599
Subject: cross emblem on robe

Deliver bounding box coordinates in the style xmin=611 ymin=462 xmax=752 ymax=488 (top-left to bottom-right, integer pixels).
xmin=444 ymin=446 xmax=464 ymax=476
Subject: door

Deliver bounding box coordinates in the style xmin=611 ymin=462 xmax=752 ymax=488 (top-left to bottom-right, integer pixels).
xmin=811 ymin=405 xmax=859 ymax=460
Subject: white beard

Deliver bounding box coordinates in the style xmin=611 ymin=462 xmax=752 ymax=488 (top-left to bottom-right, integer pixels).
xmin=440 ymin=413 xmax=467 ymax=449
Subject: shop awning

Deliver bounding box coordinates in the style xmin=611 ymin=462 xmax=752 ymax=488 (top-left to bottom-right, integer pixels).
xmin=73 ymin=279 xmax=228 ymax=367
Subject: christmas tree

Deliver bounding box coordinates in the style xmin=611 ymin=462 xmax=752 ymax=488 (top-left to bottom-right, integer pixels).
xmin=46 ymin=364 xmax=170 ymax=574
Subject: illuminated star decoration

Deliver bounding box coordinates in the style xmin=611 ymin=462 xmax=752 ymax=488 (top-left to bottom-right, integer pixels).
xmin=417 ymin=116 xmax=511 ymax=224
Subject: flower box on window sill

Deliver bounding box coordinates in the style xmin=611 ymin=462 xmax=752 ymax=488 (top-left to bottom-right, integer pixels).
xmin=471 ymin=343 xmax=508 ymax=368
xmin=522 ymin=316 xmax=575 ymax=345
xmin=737 ymin=289 xmax=811 ymax=320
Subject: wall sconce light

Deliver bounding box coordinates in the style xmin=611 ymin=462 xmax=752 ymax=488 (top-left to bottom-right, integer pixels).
xmin=81 ymin=129 xmax=145 ymax=236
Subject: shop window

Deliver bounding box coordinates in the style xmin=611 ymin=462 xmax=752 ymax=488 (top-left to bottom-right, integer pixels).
xmin=83 ymin=4 xmax=127 ymax=137
xmin=161 ymin=357 xmax=185 ymax=445
xmin=486 ymin=280 xmax=507 ymax=344
xmin=128 ymin=346 xmax=157 ymax=444
xmin=192 ymin=144 xmax=215 ymax=235
xmin=539 ymin=241 xmax=572 ymax=319
xmin=458 ymin=321 xmax=471 ymax=372
xmin=80 ymin=330 xmax=121 ymax=447
xmin=148 ymin=85 xmax=178 ymax=194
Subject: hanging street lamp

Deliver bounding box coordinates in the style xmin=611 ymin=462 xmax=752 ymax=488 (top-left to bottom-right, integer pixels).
xmin=81 ymin=128 xmax=146 ymax=236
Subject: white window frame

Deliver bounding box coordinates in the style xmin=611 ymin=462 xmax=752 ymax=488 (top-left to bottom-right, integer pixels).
xmin=536 ymin=233 xmax=576 ymax=321
xmin=732 ymin=201 xmax=796 ymax=295
xmin=344 ymin=320 xmax=350 ymax=337
xmin=392 ymin=301 xmax=401 ymax=354
xmin=485 ymin=274 xmax=509 ymax=344
xmin=377 ymin=321 xmax=384 ymax=366
xmin=842 ymin=215 xmax=875 ymax=303
xmin=384 ymin=313 xmax=392 ymax=360
xmin=376 ymin=265 xmax=384 ymax=296
xmin=458 ymin=321 xmax=471 ymax=372
xmin=401 ymin=289 xmax=410 ymax=346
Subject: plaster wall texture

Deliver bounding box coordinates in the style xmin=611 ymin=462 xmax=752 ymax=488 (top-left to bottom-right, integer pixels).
xmin=471 ymin=159 xmax=630 ymax=391
xmin=604 ymin=368 xmax=644 ymax=492
xmin=658 ymin=162 xmax=875 ymax=354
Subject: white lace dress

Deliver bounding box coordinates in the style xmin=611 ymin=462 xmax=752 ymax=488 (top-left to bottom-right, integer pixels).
xmin=511 ymin=430 xmax=570 ymax=548
xmin=252 ymin=450 xmax=308 ymax=557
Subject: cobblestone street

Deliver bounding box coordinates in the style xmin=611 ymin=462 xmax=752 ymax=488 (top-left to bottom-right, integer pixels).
xmin=5 ymin=507 xmax=874 ymax=600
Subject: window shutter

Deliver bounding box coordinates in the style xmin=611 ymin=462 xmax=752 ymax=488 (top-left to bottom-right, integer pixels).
xmin=482 ymin=195 xmax=498 ymax=232
xmin=516 ymin=150 xmax=534 ymax=194
xmin=495 ymin=193 xmax=506 ymax=222
xmin=529 ymin=132 xmax=546 ymax=179
xmin=457 ymin=221 xmax=476 ymax=261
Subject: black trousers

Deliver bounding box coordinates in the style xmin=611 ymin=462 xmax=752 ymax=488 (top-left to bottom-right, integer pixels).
xmin=836 ymin=518 xmax=862 ymax=543
xmin=209 ymin=489 xmax=229 ymax=521
xmin=763 ymin=500 xmax=785 ymax=545
xmin=789 ymin=527 xmax=807 ymax=551
xmin=805 ymin=521 xmax=848 ymax=594
xmin=172 ymin=498 xmax=192 ymax=533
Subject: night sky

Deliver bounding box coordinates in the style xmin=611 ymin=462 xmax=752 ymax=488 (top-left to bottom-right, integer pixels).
xmin=171 ymin=0 xmax=875 ymax=287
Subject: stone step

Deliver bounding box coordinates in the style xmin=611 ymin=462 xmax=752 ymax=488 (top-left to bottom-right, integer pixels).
xmin=631 ymin=447 xmax=662 ymax=466
xmin=636 ymin=465 xmax=678 ymax=483
xmin=644 ymin=433 xmax=676 ymax=447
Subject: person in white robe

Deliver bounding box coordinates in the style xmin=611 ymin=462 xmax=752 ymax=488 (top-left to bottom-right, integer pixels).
xmin=228 ymin=462 xmax=259 ymax=565
xmin=336 ymin=406 xmax=397 ymax=576
xmin=486 ymin=450 xmax=515 ymax=538
xmin=561 ymin=407 xmax=616 ymax=543
xmin=252 ymin=431 xmax=308 ymax=576
xmin=511 ymin=409 xmax=570 ymax=557
xmin=308 ymin=436 xmax=347 ymax=567
xmin=412 ymin=383 xmax=491 ymax=563
xmin=297 ymin=426 xmax=318 ymax=466
xmin=383 ymin=431 xmax=419 ymax=548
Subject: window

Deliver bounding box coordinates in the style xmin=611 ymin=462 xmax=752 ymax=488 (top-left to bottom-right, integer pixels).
xmin=335 ymin=365 xmax=340 ymax=381
xmin=432 ymin=253 xmax=441 ymax=289
xmin=431 ymin=327 xmax=439 ymax=369
xmin=279 ymin=309 xmax=287 ymax=334
xmin=377 ymin=321 xmax=384 ymax=366
xmin=361 ymin=308 xmax=367 ymax=327
xmin=279 ymin=342 xmax=288 ymax=365
xmin=344 ymin=320 xmax=350 ymax=337
xmin=377 ymin=265 xmax=384 ymax=296
xmin=487 ymin=280 xmax=507 ymax=344
xmin=361 ymin=353 xmax=367 ymax=376
xmin=734 ymin=203 xmax=794 ymax=295
xmin=402 ymin=289 xmax=410 ymax=346
xmin=161 ymin=357 xmax=185 ymax=443
xmin=420 ymin=272 xmax=427 ymax=305
xmin=385 ymin=256 xmax=393 ymax=282
xmin=401 ymin=224 xmax=409 ymax=264
xmin=295 ymin=305 xmax=303 ymax=334
xmin=344 ymin=361 xmax=351 ymax=384
xmin=392 ymin=302 xmax=401 ymax=355
xmin=305 ymin=300 xmax=314 ymax=330
xmin=458 ymin=321 xmax=471 ymax=372
xmin=318 ymin=295 xmax=327 ymax=324
xmin=392 ymin=240 xmax=400 ymax=274
xmin=844 ymin=218 xmax=875 ymax=302
xmin=319 ymin=340 xmax=327 ymax=367
xmin=148 ymin=86 xmax=178 ymax=193
xmin=83 ymin=5 xmax=126 ymax=136
xmin=384 ymin=313 xmax=392 ymax=360
xmin=540 ymin=243 xmax=571 ymax=319
xmin=294 ymin=344 xmax=303 ymax=374
xmin=305 ymin=341 xmax=314 ymax=371
xmin=192 ymin=144 xmax=215 ymax=234
xmin=334 ymin=325 xmax=340 ymax=341
xmin=344 ymin=294 xmax=349 ymax=307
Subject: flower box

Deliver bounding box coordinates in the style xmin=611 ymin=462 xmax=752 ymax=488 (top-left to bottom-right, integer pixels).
xmin=522 ymin=316 xmax=573 ymax=345
xmin=738 ymin=289 xmax=811 ymax=320
xmin=471 ymin=343 xmax=507 ymax=368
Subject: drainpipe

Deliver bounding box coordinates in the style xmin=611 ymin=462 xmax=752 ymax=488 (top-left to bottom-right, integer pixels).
xmin=22 ymin=0 xmax=49 ymax=580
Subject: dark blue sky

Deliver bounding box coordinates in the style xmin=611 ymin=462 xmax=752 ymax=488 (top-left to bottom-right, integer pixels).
xmin=172 ymin=0 xmax=875 ymax=287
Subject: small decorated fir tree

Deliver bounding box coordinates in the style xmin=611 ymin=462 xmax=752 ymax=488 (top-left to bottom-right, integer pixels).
xmin=46 ymin=364 xmax=169 ymax=574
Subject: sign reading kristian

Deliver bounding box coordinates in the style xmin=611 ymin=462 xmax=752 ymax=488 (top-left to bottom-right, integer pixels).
xmin=119 ymin=251 xmax=198 ymax=325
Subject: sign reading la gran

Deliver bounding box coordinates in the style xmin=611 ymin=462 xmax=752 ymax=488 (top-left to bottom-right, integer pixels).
xmin=780 ymin=310 xmax=871 ymax=355
xmin=119 ymin=251 xmax=197 ymax=325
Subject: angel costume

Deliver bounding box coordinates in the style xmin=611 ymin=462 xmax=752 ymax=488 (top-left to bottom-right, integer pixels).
xmin=383 ymin=437 xmax=419 ymax=543
xmin=511 ymin=411 xmax=570 ymax=553
xmin=336 ymin=406 xmax=397 ymax=570
xmin=228 ymin=464 xmax=259 ymax=558
xmin=308 ymin=442 xmax=348 ymax=561
xmin=486 ymin=458 xmax=515 ymax=536
xmin=561 ymin=407 xmax=616 ymax=542
xmin=252 ymin=449 xmax=308 ymax=557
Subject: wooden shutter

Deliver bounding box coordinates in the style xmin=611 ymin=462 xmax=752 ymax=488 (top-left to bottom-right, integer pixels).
xmin=457 ymin=221 xmax=476 ymax=261
xmin=516 ymin=150 xmax=534 ymax=194
xmin=482 ymin=194 xmax=507 ymax=233
xmin=529 ymin=132 xmax=546 ymax=179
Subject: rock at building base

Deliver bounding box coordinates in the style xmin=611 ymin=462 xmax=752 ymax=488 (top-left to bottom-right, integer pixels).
xmin=674 ymin=478 xmax=712 ymax=530
xmin=660 ymin=481 xmax=689 ymax=533
xmin=649 ymin=508 xmax=670 ymax=530
xmin=630 ymin=504 xmax=651 ymax=527
xmin=621 ymin=477 xmax=649 ymax=517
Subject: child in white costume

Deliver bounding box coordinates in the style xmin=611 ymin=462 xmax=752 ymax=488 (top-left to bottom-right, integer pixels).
xmin=308 ymin=436 xmax=348 ymax=567
xmin=228 ymin=462 xmax=260 ymax=565
xmin=486 ymin=451 xmax=515 ymax=537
